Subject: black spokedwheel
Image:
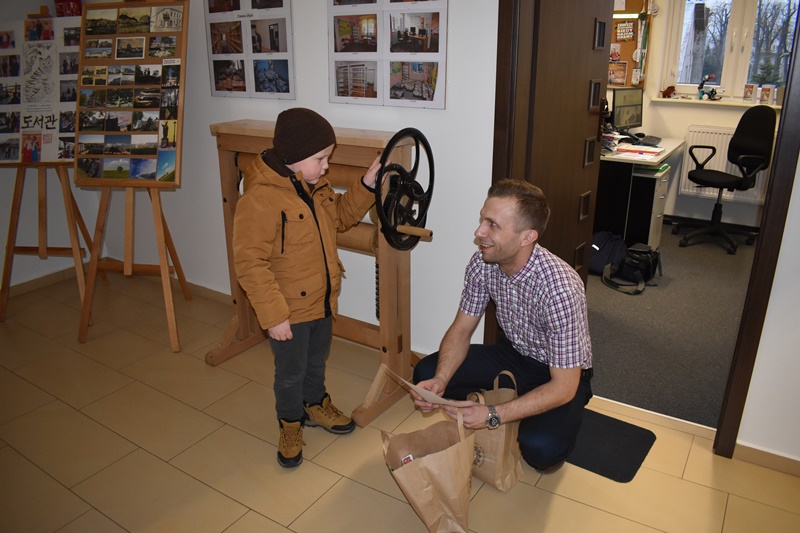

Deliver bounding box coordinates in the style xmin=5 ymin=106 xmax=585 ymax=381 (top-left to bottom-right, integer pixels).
xmin=374 ymin=128 xmax=434 ymax=251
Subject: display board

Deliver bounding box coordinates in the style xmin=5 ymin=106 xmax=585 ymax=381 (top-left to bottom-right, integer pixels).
xmin=608 ymin=0 xmax=651 ymax=88
xmin=328 ymin=0 xmax=448 ymax=109
xmin=202 ymin=0 xmax=296 ymax=99
xmin=73 ymin=1 xmax=189 ymax=188
xmin=0 ymin=16 xmax=82 ymax=164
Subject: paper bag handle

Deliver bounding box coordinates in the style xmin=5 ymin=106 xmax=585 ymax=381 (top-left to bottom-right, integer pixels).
xmin=456 ymin=408 xmax=466 ymax=441
xmin=493 ymin=370 xmax=518 ymax=393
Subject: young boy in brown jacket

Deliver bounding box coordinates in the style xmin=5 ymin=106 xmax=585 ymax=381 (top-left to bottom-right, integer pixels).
xmin=233 ymin=108 xmax=382 ymax=467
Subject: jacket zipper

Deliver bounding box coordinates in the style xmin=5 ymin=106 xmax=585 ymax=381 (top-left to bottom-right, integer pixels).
xmin=281 ymin=211 xmax=287 ymax=254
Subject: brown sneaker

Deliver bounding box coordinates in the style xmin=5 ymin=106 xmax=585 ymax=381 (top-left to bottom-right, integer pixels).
xmin=278 ymin=419 xmax=304 ymax=468
xmin=304 ymin=394 xmax=355 ymax=434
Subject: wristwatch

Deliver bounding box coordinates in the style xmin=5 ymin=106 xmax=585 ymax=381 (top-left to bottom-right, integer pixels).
xmin=485 ymin=405 xmax=501 ymax=429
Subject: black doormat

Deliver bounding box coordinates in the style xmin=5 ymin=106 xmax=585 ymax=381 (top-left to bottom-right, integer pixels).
xmin=566 ymin=409 xmax=656 ymax=483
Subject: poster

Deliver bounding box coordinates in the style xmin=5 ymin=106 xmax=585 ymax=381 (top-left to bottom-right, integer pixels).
xmin=328 ymin=0 xmax=448 ymax=109
xmin=203 ymin=0 xmax=296 ymax=99
xmin=0 ymin=16 xmax=81 ymax=164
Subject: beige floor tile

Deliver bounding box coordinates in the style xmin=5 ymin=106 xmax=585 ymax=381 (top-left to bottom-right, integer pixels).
xmin=6 ymin=289 xmax=51 ymax=312
xmin=121 ymin=349 xmax=249 ymax=410
xmin=0 ymin=367 xmax=54 ymax=425
xmin=723 ymin=494 xmax=800 ymax=533
xmin=103 ymin=272 xmax=169 ymax=304
xmin=218 ymin=340 xmax=275 ymax=387
xmin=684 ymin=436 xmax=800 ymax=515
xmin=470 ymin=481 xmax=660 ymax=533
xmin=313 ymin=424 xmax=406 ymax=501
xmin=73 ymin=448 xmax=246 ymax=533
xmin=128 ymin=311 xmax=225 ymax=354
xmin=15 ymin=349 xmax=133 ymax=409
xmin=0 ymin=446 xmax=90 ymax=532
xmin=224 ymin=511 xmax=291 ymax=533
xmin=81 ymin=381 xmax=223 ymax=460
xmin=34 ymin=277 xmax=84 ymax=310
xmin=56 ymin=324 xmax=164 ymax=370
xmin=326 ymin=337 xmax=382 ymax=380
xmin=590 ymin=406 xmax=694 ymax=478
xmin=0 ymin=320 xmax=65 ymax=369
xmin=368 ymin=393 xmax=418 ymax=433
xmin=0 ymin=400 xmax=136 ymax=488
xmin=9 ymin=296 xmax=83 ymax=339
xmin=89 ymin=289 xmax=163 ymax=327
xmin=170 ymin=424 xmax=341 ymax=527
xmin=55 ymin=509 xmax=128 ymax=532
xmin=324 ymin=364 xmax=374 ymax=415
xmin=154 ymin=290 xmax=234 ymax=326
xmin=536 ymin=462 xmax=727 ymax=532
xmin=202 ymin=377 xmax=339 ymax=458
xmin=291 ymin=478 xmax=428 ymax=533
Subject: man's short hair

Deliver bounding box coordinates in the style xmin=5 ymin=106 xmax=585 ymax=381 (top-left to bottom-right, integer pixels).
xmin=487 ymin=179 xmax=550 ymax=235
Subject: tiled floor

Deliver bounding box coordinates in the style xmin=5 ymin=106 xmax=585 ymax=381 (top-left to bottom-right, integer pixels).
xmin=2 ymin=273 xmax=800 ymax=532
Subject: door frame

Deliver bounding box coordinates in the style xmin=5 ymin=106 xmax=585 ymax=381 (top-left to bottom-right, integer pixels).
xmin=491 ymin=0 xmax=800 ymax=457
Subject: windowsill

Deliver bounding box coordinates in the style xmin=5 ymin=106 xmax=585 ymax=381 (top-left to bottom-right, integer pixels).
xmin=651 ymin=96 xmax=782 ymax=110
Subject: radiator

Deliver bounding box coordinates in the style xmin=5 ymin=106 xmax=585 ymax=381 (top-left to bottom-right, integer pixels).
xmin=679 ymin=125 xmax=771 ymax=206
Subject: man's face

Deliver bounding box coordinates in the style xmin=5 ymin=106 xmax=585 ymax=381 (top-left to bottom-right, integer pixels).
xmin=288 ymin=144 xmax=334 ymax=186
xmin=474 ymin=196 xmax=536 ymax=274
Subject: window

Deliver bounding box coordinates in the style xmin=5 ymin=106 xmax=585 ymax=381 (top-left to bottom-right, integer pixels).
xmin=663 ymin=0 xmax=798 ymax=97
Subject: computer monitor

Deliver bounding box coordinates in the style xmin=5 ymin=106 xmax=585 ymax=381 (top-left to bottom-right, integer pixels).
xmin=612 ymin=87 xmax=643 ymax=132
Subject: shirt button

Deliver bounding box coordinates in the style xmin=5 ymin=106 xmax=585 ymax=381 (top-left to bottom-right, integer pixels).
xmin=299 ymin=214 xmax=304 ymax=219
xmin=301 ymin=291 xmax=306 ymax=296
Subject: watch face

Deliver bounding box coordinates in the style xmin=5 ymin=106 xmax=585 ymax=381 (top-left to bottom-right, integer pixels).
xmin=488 ymin=417 xmax=500 ymax=428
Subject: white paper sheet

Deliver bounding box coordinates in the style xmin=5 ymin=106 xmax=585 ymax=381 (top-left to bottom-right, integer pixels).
xmin=384 ymin=365 xmax=462 ymax=407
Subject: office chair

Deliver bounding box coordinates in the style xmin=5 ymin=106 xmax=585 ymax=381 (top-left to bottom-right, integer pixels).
xmin=673 ymin=105 xmax=776 ymax=255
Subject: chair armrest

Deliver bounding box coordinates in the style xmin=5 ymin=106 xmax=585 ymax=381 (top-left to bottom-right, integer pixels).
xmin=734 ymin=154 xmax=769 ymax=189
xmin=688 ymin=145 xmax=716 ymax=169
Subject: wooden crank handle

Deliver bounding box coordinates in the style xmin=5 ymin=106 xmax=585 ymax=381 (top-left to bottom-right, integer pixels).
xmin=396 ymin=224 xmax=433 ymax=241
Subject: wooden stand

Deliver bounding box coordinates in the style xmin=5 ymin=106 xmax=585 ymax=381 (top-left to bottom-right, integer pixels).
xmin=77 ymin=186 xmax=191 ymax=352
xmin=208 ymin=119 xmax=420 ymax=426
xmin=1 ymin=163 xmax=94 ymax=321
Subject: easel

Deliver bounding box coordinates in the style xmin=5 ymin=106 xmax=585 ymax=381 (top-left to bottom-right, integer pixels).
xmin=77 ymin=186 xmax=191 ymax=351
xmin=208 ymin=120 xmax=421 ymax=426
xmin=1 ymin=163 xmax=94 ymax=321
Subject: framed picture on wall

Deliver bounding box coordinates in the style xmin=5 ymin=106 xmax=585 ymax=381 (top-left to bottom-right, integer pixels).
xmin=328 ymin=0 xmax=448 ymax=109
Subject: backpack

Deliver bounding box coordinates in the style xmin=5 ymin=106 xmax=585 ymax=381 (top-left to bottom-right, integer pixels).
xmin=601 ymin=243 xmax=663 ymax=296
xmin=589 ymin=231 xmax=627 ymax=276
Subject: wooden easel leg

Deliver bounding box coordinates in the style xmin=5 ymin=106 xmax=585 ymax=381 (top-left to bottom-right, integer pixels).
xmin=78 ymin=188 xmax=111 ymax=342
xmin=149 ymin=189 xmax=180 ymax=352
xmin=161 ymin=211 xmax=192 ymax=301
xmin=37 ymin=167 xmax=47 ymax=259
xmin=68 ymin=183 xmax=107 ymax=283
xmin=0 ymin=167 xmax=26 ymax=322
xmin=55 ymin=165 xmax=87 ymax=303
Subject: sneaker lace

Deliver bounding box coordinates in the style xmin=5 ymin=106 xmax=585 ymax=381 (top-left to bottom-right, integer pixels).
xmin=281 ymin=426 xmax=304 ymax=447
xmin=321 ymin=400 xmax=344 ymax=421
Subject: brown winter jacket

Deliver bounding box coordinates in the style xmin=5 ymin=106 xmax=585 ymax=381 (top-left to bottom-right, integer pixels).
xmin=233 ymin=155 xmax=375 ymax=330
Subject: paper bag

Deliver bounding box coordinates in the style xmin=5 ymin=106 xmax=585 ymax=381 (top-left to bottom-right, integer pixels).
xmin=382 ymin=411 xmax=474 ymax=533
xmin=468 ymin=371 xmax=524 ymax=491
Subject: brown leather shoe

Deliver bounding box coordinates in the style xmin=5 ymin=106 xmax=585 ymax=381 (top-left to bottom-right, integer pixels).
xmin=304 ymin=393 xmax=355 ymax=434
xmin=278 ymin=419 xmax=304 ymax=468
xmin=534 ymin=460 xmax=565 ymax=474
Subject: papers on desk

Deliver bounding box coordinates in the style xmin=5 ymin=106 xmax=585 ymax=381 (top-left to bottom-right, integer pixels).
xmin=612 ymin=144 xmax=664 ymax=160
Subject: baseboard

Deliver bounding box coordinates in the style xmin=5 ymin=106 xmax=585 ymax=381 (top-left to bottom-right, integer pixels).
xmin=734 ymin=444 xmax=800 ymax=478
xmin=590 ymin=396 xmax=716 ymax=440
xmin=663 ymin=215 xmax=760 ymax=235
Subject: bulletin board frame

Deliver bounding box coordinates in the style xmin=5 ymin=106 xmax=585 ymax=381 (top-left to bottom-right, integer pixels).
xmin=73 ymin=0 xmax=189 ymax=189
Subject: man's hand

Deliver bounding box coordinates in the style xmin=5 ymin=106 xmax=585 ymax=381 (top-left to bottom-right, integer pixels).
xmin=267 ymin=320 xmax=292 ymax=341
xmin=442 ymin=401 xmax=491 ymax=430
xmin=411 ymin=376 xmax=447 ymax=413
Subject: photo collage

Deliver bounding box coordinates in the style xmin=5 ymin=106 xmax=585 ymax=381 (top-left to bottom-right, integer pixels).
xmin=75 ymin=2 xmax=187 ymax=187
xmin=329 ymin=0 xmax=448 ymax=109
xmin=0 ymin=16 xmax=81 ymax=164
xmin=203 ymin=0 xmax=295 ymax=99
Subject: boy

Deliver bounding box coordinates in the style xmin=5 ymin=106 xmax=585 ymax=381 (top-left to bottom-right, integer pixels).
xmin=233 ymin=108 xmax=382 ymax=467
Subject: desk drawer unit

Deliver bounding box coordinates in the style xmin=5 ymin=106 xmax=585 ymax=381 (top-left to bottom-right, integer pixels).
xmin=631 ymin=166 xmax=670 ymax=249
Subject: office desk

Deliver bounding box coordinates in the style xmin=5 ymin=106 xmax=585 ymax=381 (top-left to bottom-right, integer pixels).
xmin=595 ymin=137 xmax=685 ymax=249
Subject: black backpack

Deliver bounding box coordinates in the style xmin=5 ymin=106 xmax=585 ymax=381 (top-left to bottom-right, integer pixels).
xmin=589 ymin=231 xmax=627 ymax=276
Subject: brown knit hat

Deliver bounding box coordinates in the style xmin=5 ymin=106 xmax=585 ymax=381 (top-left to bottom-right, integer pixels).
xmin=272 ymin=108 xmax=336 ymax=165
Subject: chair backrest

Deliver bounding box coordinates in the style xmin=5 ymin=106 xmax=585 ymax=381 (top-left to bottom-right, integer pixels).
xmin=727 ymin=105 xmax=777 ymax=175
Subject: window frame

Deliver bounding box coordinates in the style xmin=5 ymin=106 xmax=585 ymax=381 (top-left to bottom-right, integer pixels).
xmin=662 ymin=0 xmax=783 ymax=98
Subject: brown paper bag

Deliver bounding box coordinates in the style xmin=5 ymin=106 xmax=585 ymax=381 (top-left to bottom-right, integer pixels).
xmin=382 ymin=411 xmax=474 ymax=533
xmin=468 ymin=371 xmax=524 ymax=491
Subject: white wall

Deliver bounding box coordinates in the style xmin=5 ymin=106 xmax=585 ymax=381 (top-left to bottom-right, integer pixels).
xmin=2 ymin=0 xmax=798 ymax=462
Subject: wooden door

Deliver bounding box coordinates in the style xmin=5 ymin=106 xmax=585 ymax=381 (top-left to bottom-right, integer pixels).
xmin=487 ymin=0 xmax=613 ymax=342
xmin=492 ymin=0 xmax=613 ymax=280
